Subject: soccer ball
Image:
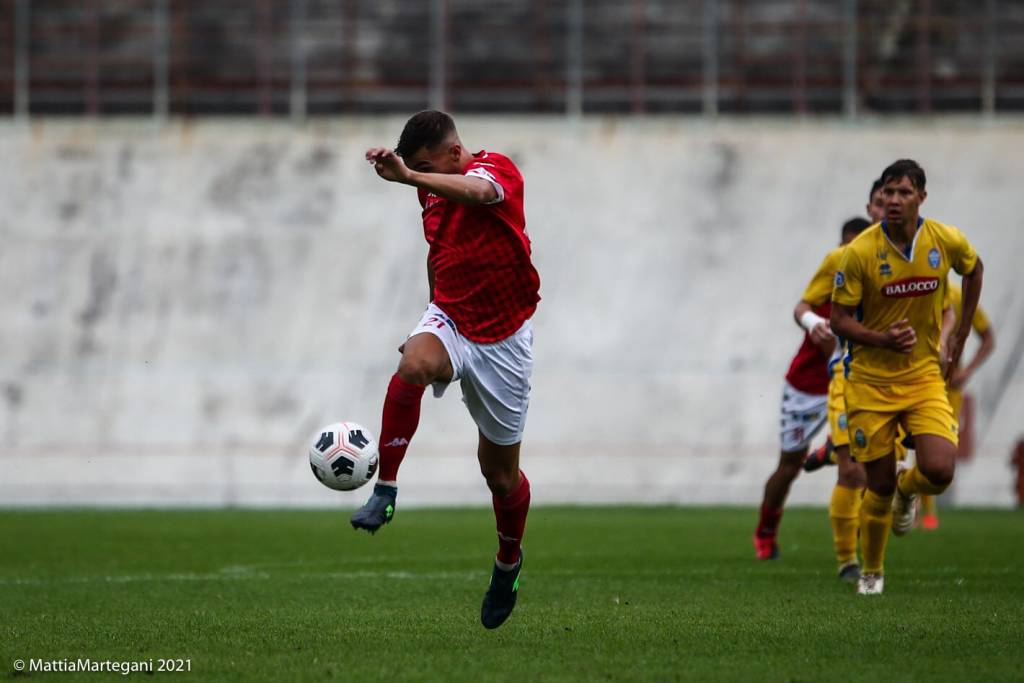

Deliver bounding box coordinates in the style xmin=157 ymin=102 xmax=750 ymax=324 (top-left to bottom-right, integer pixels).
xmin=308 ymin=422 xmax=379 ymax=491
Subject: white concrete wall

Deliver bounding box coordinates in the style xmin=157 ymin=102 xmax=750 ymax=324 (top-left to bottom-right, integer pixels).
xmin=2 ymin=117 xmax=1022 ymax=508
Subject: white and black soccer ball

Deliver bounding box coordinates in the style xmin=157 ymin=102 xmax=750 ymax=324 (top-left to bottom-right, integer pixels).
xmin=308 ymin=422 xmax=379 ymax=491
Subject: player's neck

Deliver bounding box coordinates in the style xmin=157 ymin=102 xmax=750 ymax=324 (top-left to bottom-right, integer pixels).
xmin=884 ymin=215 xmax=922 ymax=249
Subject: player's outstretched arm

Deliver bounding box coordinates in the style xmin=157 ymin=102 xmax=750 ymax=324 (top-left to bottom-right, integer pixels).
xmin=365 ymin=148 xmax=497 ymax=205
xmin=946 ymin=258 xmax=985 ymax=380
xmin=831 ymin=303 xmax=916 ymax=354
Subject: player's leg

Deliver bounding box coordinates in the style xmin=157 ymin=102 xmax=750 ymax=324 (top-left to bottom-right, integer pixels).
xmin=479 ymin=435 xmax=529 ymax=564
xmin=896 ymin=434 xmax=956 ymax=533
xmin=755 ymin=448 xmax=806 ymax=560
xmin=920 ymin=389 xmax=961 ymax=530
xmin=380 ymin=331 xmax=454 ymax=482
xmin=844 ymin=379 xmax=902 ymax=594
xmin=478 ymin=434 xmax=529 ymax=629
xmin=858 ymin=452 xmax=897 ymax=595
xmin=830 ymin=445 xmax=865 ymax=582
xmin=893 ymin=386 xmax=958 ymax=536
xmin=824 ymin=373 xmax=864 ymax=580
xmin=754 ymin=383 xmax=828 ymax=560
xmin=351 ymin=325 xmax=455 ymax=533
xmin=460 ymin=320 xmax=533 ymax=629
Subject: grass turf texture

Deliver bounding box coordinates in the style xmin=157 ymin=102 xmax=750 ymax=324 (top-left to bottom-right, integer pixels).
xmin=2 ymin=508 xmax=1022 ymax=682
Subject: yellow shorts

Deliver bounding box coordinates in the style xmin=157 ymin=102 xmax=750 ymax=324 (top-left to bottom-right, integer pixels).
xmin=895 ymin=425 xmax=909 ymax=462
xmin=948 ymin=387 xmax=963 ymax=420
xmin=827 ymin=373 xmax=850 ymax=449
xmin=844 ymin=376 xmax=958 ymax=463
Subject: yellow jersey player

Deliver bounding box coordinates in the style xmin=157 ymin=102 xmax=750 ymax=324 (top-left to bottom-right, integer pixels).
xmin=804 ymin=178 xmax=915 ymax=582
xmin=791 ymin=217 xmax=870 ymax=581
xmin=919 ymin=283 xmax=996 ymax=529
xmin=831 ymin=159 xmax=984 ymax=596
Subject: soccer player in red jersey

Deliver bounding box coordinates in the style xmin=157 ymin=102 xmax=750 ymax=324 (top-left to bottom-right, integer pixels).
xmin=752 ymin=217 xmax=870 ymax=560
xmin=352 ymin=111 xmax=540 ymax=629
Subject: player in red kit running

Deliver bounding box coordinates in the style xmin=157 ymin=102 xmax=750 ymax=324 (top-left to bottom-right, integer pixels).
xmin=352 ymin=111 xmax=540 ymax=630
xmin=752 ymin=217 xmax=870 ymax=560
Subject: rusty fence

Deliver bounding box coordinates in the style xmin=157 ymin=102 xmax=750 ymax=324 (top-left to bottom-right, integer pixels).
xmin=0 ymin=0 xmax=1022 ymax=119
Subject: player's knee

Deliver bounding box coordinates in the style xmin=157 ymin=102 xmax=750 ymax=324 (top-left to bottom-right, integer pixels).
xmin=396 ymin=355 xmax=436 ymax=387
xmin=837 ymin=462 xmax=866 ymax=489
xmin=838 ymin=469 xmax=866 ymax=489
xmin=920 ymin=461 xmax=955 ymax=488
xmin=481 ymin=467 xmax=517 ymax=498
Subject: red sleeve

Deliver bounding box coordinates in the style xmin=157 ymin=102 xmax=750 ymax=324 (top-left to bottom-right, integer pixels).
xmin=465 ymin=153 xmax=521 ymax=205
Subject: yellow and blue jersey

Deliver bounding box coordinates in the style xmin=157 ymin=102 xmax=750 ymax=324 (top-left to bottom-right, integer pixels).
xmin=802 ymin=247 xmax=845 ymax=307
xmin=832 ymin=218 xmax=978 ymax=385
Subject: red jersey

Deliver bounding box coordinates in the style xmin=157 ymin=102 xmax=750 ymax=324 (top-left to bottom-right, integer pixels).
xmin=417 ymin=151 xmax=541 ymax=343
xmin=785 ymin=301 xmax=832 ymax=395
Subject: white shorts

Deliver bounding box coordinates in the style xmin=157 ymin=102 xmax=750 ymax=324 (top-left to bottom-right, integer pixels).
xmin=409 ymin=303 xmax=534 ymax=446
xmin=779 ymin=381 xmax=828 ymax=453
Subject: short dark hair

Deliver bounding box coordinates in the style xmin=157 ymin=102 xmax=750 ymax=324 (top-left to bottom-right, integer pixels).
xmin=868 ymin=177 xmax=884 ymax=201
xmin=395 ymin=110 xmax=456 ymax=158
xmin=879 ymin=159 xmax=926 ymax=192
xmin=842 ymin=217 xmax=871 ymax=240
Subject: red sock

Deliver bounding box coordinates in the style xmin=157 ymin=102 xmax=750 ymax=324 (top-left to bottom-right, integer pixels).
xmin=493 ymin=471 xmax=531 ymax=565
xmin=377 ymin=374 xmax=425 ymax=483
xmin=756 ymin=504 xmax=783 ymax=539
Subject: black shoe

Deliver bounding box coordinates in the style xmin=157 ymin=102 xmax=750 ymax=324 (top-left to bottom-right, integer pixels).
xmin=350 ymin=484 xmax=397 ymax=533
xmin=480 ymin=552 xmax=523 ymax=630
xmin=838 ymin=562 xmax=862 ymax=584
xmin=803 ymin=438 xmax=836 ymax=473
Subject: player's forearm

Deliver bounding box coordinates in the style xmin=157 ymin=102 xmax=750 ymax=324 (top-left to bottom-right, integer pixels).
xmin=830 ymin=307 xmax=888 ymax=349
xmin=793 ymin=301 xmax=817 ymax=330
xmin=406 ymin=171 xmax=496 ymax=205
xmin=939 ymin=305 xmax=957 ymax=350
xmin=955 ymin=259 xmax=984 ymax=345
xmin=964 ymin=329 xmax=996 ymax=376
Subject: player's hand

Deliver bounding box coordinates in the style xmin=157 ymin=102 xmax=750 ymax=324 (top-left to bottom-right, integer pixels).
xmin=944 ymin=333 xmax=968 ymax=382
xmin=809 ymin=321 xmax=834 ymax=346
xmin=884 ymin=319 xmax=916 ymax=353
xmin=809 ymin=322 xmax=836 ymax=357
xmin=365 ymin=147 xmax=412 ymax=184
xmin=948 ymin=367 xmax=970 ymax=390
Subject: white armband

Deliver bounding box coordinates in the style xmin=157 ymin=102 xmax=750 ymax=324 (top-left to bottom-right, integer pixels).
xmin=799 ymin=310 xmax=827 ymax=333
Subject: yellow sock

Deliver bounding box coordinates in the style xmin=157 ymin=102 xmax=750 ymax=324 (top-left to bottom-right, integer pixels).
xmin=860 ymin=489 xmax=893 ymax=575
xmin=921 ymin=494 xmax=936 ymax=515
xmin=829 ymin=485 xmax=863 ymax=566
xmin=897 ymin=466 xmax=949 ymax=497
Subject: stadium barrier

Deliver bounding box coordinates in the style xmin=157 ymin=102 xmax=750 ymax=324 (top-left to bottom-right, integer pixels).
xmin=1 ymin=117 xmax=1021 ymax=507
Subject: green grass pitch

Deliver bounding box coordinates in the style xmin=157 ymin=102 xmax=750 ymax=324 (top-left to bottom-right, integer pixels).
xmin=2 ymin=507 xmax=1022 ymax=682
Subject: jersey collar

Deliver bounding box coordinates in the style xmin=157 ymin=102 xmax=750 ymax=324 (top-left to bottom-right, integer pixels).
xmin=880 ymin=216 xmax=925 ymax=262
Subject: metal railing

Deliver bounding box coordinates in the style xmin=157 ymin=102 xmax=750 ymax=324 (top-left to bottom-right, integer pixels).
xmin=1 ymin=0 xmax=1022 ymax=119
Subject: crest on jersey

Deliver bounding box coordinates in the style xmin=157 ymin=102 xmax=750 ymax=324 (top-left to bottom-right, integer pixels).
xmin=928 ymin=248 xmax=941 ymax=269
xmin=879 ymin=263 xmax=893 ymax=278
xmin=838 ymin=413 xmax=848 ymax=431
xmin=854 ymin=429 xmax=867 ymax=449
xmin=834 ymin=271 xmax=846 ymax=288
